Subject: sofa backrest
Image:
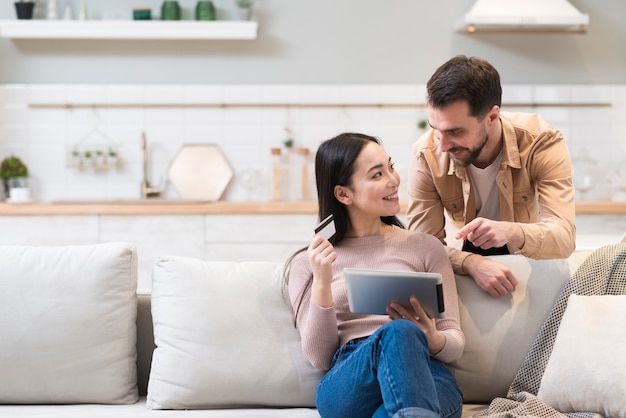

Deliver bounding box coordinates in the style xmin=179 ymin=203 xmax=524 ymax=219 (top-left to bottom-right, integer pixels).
xmin=137 ymin=293 xmax=154 ymax=397
xmin=448 ymin=255 xmax=571 ymax=402
xmin=133 ymin=252 xmax=591 ymax=403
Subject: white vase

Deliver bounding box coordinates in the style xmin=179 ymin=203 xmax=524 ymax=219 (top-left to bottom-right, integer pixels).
xmin=237 ymin=7 xmax=252 ymax=21
xmin=8 ymin=177 xmax=31 ymax=202
xmin=47 ymin=0 xmax=59 ymax=19
xmin=63 ymin=2 xmax=73 ymax=20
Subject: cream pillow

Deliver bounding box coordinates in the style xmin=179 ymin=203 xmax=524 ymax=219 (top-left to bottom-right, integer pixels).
xmin=147 ymin=256 xmax=324 ymax=409
xmin=0 ymin=243 xmax=138 ymax=404
xmin=538 ymin=294 xmax=626 ymax=416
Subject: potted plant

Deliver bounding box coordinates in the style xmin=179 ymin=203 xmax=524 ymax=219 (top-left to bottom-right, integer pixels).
xmin=235 ymin=0 xmax=252 ymax=21
xmin=0 ymin=155 xmax=30 ymax=202
xmin=14 ymin=0 xmax=36 ymax=20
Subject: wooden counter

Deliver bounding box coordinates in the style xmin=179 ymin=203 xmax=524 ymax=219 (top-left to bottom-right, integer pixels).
xmin=574 ymin=201 xmax=626 ymax=214
xmin=0 ymin=200 xmax=319 ymax=216
xmin=0 ymin=200 xmax=625 ymax=216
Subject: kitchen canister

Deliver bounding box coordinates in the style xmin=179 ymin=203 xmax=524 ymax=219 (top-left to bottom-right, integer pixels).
xmin=14 ymin=2 xmax=35 ymax=19
xmin=195 ymin=1 xmax=215 ymax=21
xmin=161 ymin=1 xmax=181 ymax=20
xmin=133 ymin=8 xmax=152 ymax=20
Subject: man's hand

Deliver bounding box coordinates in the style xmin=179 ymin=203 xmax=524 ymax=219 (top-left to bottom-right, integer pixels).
xmin=463 ymin=254 xmax=518 ymax=297
xmin=456 ymin=218 xmax=525 ymax=250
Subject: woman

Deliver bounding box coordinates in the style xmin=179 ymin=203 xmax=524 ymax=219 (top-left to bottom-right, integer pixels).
xmin=284 ymin=133 xmax=465 ymax=418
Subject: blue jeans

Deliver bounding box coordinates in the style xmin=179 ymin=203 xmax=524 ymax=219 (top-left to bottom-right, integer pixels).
xmin=316 ymin=320 xmax=463 ymax=418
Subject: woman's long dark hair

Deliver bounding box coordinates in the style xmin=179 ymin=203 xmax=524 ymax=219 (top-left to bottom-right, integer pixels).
xmin=281 ymin=132 xmax=405 ymax=324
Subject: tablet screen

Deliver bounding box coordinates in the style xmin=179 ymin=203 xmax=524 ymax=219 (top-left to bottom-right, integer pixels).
xmin=343 ymin=268 xmax=445 ymax=318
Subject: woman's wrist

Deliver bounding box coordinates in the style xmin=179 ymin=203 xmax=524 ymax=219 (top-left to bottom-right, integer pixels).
xmin=428 ymin=330 xmax=446 ymax=355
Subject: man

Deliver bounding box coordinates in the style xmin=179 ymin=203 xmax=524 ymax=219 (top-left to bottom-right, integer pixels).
xmin=406 ymin=55 xmax=576 ymax=297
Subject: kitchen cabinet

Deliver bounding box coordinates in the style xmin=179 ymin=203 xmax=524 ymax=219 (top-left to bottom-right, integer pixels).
xmin=0 ymin=20 xmax=257 ymax=40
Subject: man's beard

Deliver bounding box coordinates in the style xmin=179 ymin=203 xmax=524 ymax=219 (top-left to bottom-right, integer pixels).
xmin=448 ymin=126 xmax=488 ymax=168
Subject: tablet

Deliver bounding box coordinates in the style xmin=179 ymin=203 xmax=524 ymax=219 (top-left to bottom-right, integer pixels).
xmin=343 ymin=268 xmax=446 ymax=318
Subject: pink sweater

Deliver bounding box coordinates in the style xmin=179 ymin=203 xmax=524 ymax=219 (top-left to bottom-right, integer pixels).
xmin=288 ymin=226 xmax=465 ymax=370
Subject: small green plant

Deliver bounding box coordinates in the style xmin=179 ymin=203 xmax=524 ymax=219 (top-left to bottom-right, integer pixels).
xmin=0 ymin=155 xmax=29 ymax=179
xmin=283 ymin=138 xmax=294 ymax=148
xmin=417 ymin=119 xmax=428 ymax=130
xmin=236 ymin=0 xmax=252 ymax=8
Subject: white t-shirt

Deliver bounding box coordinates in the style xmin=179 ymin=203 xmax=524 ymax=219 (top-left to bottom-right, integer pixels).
xmin=468 ymin=150 xmax=504 ymax=221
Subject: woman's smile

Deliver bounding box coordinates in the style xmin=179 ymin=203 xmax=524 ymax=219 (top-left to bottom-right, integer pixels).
xmin=383 ymin=192 xmax=399 ymax=201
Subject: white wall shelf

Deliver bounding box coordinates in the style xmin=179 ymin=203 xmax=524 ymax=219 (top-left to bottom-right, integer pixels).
xmin=0 ymin=20 xmax=258 ymax=40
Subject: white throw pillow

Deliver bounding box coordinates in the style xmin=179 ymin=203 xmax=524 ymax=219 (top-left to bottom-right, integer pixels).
xmin=538 ymin=294 xmax=626 ymax=416
xmin=147 ymin=256 xmax=324 ymax=409
xmin=0 ymin=243 xmax=138 ymax=404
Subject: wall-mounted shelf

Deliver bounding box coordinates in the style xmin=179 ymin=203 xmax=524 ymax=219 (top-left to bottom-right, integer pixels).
xmin=0 ymin=20 xmax=258 ymax=40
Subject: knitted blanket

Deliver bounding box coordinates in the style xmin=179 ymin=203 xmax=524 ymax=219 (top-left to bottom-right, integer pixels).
xmin=474 ymin=243 xmax=626 ymax=418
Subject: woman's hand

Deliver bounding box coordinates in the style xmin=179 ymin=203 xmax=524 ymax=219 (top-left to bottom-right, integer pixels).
xmin=387 ymin=296 xmax=446 ymax=355
xmin=307 ymin=235 xmax=337 ymax=308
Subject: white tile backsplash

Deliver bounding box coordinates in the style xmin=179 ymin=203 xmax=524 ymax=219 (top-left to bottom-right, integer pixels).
xmin=532 ymin=86 xmax=572 ymax=104
xmin=105 ymin=85 xmax=145 ymax=104
xmin=222 ymin=85 xmax=263 ymax=104
xmin=502 ymin=85 xmax=533 ymax=104
xmin=261 ymin=85 xmax=301 ymax=104
xmin=66 ymin=84 xmax=106 ymax=104
xmin=339 ymin=85 xmax=381 ymax=104
xmin=27 ymin=84 xmax=66 ymax=104
xmin=182 ymin=85 xmax=223 ymax=104
xmin=299 ymin=85 xmax=344 ymax=104
xmin=0 ymin=106 xmax=28 ymax=126
xmin=571 ymin=85 xmax=612 ymax=104
xmin=1 ymin=83 xmax=624 ymax=203
xmin=0 ymin=84 xmax=28 ymax=104
xmin=379 ymin=84 xmax=422 ymax=104
xmin=143 ymin=85 xmax=185 ymax=104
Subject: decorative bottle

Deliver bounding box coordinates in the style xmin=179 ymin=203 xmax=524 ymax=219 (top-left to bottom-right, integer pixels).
xmin=270 ymin=148 xmax=283 ymax=201
xmin=46 ymin=0 xmax=59 ymax=19
xmin=298 ymin=147 xmax=311 ymax=201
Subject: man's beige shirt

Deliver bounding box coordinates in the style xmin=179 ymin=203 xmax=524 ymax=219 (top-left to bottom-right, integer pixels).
xmin=406 ymin=112 xmax=576 ymax=274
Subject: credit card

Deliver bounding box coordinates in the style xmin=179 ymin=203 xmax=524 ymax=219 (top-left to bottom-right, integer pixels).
xmin=314 ymin=214 xmax=336 ymax=240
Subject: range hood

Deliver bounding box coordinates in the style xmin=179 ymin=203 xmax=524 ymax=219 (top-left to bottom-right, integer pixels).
xmin=456 ymin=0 xmax=589 ymax=33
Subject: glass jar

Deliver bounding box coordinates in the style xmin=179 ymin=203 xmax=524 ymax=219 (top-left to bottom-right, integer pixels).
xmin=195 ymin=1 xmax=215 ymax=21
xmin=161 ymin=1 xmax=181 ymax=20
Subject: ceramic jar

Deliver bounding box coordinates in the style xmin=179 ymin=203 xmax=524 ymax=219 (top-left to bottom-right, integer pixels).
xmin=14 ymin=1 xmax=35 ymax=19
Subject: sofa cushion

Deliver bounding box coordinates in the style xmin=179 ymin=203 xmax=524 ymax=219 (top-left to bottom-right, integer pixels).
xmin=537 ymin=294 xmax=626 ymax=416
xmin=448 ymin=255 xmax=571 ymax=403
xmin=147 ymin=256 xmax=324 ymax=409
xmin=0 ymin=242 xmax=138 ymax=404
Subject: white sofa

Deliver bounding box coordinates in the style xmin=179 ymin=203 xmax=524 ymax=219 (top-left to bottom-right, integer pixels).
xmin=0 ymin=242 xmax=594 ymax=418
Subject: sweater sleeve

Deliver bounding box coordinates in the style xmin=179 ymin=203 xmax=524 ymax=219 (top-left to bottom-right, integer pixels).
xmin=420 ymin=234 xmax=466 ymax=363
xmin=287 ymin=253 xmax=340 ymax=370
